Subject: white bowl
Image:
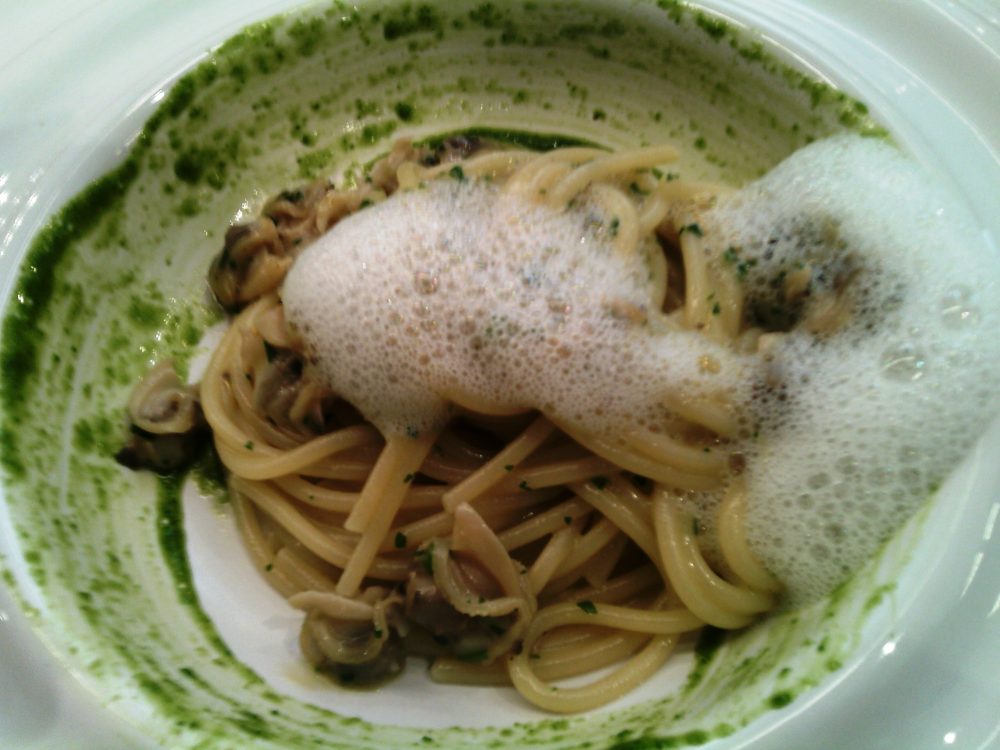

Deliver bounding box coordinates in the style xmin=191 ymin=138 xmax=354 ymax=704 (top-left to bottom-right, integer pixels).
xmin=2 ymin=1 xmax=999 ymax=748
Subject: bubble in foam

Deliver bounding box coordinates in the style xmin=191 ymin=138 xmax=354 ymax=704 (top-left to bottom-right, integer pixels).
xmin=940 ymin=284 xmax=979 ymax=329
xmin=880 ymin=341 xmax=928 ymax=382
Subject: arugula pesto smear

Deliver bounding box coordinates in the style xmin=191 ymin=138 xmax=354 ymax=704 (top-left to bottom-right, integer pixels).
xmin=0 ymin=0 xmax=903 ymax=748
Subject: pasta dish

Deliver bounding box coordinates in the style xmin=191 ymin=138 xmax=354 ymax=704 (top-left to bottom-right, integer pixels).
xmin=116 ymin=133 xmax=1000 ymax=712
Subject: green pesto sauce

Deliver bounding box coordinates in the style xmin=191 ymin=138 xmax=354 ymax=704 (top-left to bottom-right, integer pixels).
xmin=684 ymin=627 xmax=726 ymax=692
xmin=0 ymin=1 xmax=902 ymax=748
xmin=157 ymin=475 xmax=201 ymax=611
xmin=421 ymin=127 xmax=596 ymax=152
xmin=0 ymin=158 xmax=136 ymax=473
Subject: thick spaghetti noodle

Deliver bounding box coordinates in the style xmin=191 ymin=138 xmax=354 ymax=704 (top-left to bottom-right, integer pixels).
xmin=146 ymin=137 xmax=786 ymax=713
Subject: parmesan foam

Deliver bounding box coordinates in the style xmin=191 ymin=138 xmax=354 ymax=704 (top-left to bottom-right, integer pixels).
xmin=283 ymin=178 xmax=749 ymax=442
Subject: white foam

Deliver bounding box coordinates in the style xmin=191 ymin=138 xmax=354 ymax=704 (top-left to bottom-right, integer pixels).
xmin=282 ymin=136 xmax=1000 ymax=604
xmin=703 ymin=135 xmax=1000 ymax=602
xmin=283 ymin=178 xmax=747 ymax=442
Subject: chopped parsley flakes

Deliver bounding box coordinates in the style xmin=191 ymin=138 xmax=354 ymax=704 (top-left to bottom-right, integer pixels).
xmin=457 ymin=648 xmax=489 ymax=663
xmin=415 ymin=544 xmax=434 ymax=574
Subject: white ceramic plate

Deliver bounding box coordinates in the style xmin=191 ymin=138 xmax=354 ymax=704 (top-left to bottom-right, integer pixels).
xmin=1 ymin=1 xmax=999 ymax=748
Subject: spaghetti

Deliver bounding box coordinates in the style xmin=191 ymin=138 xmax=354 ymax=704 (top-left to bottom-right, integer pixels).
xmin=133 ymin=137 xmax=790 ymax=712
